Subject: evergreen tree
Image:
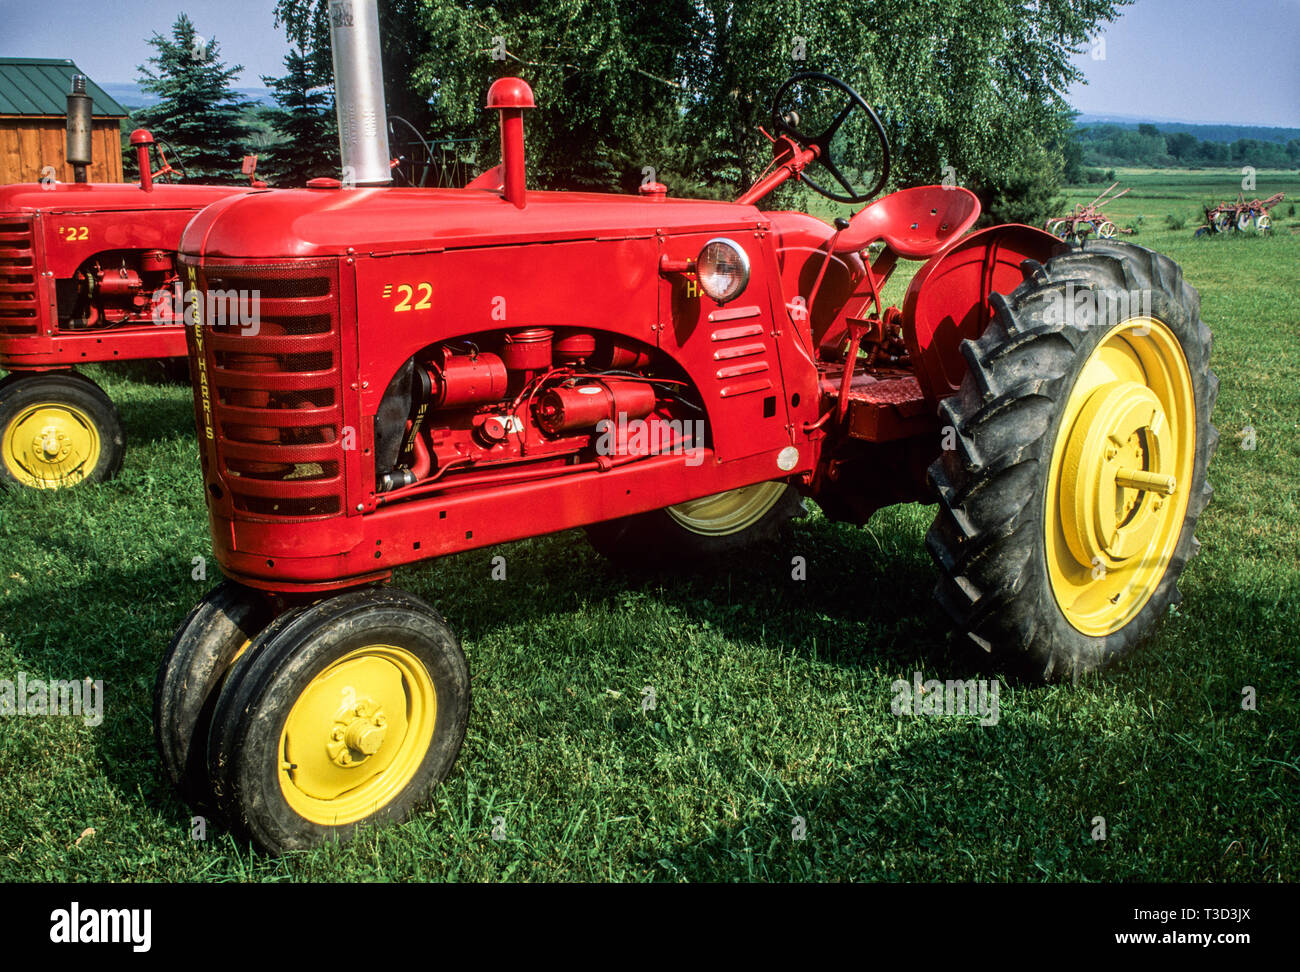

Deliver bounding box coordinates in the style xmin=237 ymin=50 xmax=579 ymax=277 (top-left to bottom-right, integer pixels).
xmin=261 ymin=47 xmax=339 ymax=185
xmin=133 ymin=14 xmax=254 ymax=183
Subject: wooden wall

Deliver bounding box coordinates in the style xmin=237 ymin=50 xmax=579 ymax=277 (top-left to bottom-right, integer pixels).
xmin=0 ymin=116 xmax=125 ymax=185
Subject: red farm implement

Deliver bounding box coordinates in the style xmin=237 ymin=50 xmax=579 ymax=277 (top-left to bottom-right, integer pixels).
xmin=1045 ymin=182 xmax=1132 ymax=240
xmin=1195 ymin=191 xmax=1284 ymax=236
xmin=0 ymin=77 xmax=254 ymax=489
xmin=156 ymin=0 xmax=1219 ymax=852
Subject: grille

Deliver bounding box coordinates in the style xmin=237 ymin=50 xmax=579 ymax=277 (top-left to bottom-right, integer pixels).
xmin=195 ymin=259 xmax=345 ymax=519
xmin=0 ymin=219 xmax=38 ymax=336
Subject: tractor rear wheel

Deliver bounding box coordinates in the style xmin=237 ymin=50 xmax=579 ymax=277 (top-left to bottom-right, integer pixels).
xmin=154 ymin=581 xmax=275 ymax=816
xmin=585 ymin=481 xmax=804 ymax=566
xmin=206 ymin=586 xmax=469 ymax=853
xmin=0 ymin=372 xmax=124 ymax=489
xmin=927 ymin=241 xmax=1217 ymax=681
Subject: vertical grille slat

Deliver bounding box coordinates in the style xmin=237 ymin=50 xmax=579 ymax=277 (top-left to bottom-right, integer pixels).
xmin=0 ymin=219 xmax=39 ymax=336
xmin=192 ymin=259 xmax=345 ymax=519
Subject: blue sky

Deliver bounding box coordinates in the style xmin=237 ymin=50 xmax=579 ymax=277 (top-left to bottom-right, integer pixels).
xmin=1 ymin=0 xmax=1297 ymax=127
xmin=1067 ymin=0 xmax=1299 ymax=126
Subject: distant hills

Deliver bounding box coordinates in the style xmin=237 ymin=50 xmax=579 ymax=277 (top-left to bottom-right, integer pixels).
xmin=1073 ymin=112 xmax=1299 ymax=146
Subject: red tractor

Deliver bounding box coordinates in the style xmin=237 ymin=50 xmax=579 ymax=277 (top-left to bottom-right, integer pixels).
xmin=0 ymin=77 xmax=252 ymax=489
xmin=158 ymin=0 xmax=1217 ymax=852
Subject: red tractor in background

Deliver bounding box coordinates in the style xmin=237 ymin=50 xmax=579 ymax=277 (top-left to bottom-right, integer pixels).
xmin=158 ymin=0 xmax=1217 ymax=853
xmin=0 ymin=76 xmax=253 ymax=489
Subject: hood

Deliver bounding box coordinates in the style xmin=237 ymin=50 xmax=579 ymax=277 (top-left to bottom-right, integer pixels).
xmin=180 ymin=186 xmax=766 ymax=260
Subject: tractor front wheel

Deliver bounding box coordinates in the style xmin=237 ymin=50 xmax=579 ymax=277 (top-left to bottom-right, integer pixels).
xmin=585 ymin=481 xmax=803 ymax=566
xmin=154 ymin=581 xmax=276 ymax=816
xmin=927 ymin=241 xmax=1217 ymax=680
xmin=0 ymin=372 xmax=124 ymax=489
xmin=206 ymin=586 xmax=469 ymax=853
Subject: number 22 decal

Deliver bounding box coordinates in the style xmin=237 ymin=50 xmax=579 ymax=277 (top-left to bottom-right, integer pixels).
xmin=394 ymin=282 xmax=433 ymax=312
xmin=60 ymin=226 xmax=89 ymax=241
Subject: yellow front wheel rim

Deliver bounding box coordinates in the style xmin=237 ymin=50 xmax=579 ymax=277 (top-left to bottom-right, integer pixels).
xmin=2 ymin=401 xmax=101 ymax=488
xmin=1045 ymin=317 xmax=1196 ymax=636
xmin=278 ymin=645 xmax=437 ymax=826
xmin=666 ymin=481 xmax=787 ymax=536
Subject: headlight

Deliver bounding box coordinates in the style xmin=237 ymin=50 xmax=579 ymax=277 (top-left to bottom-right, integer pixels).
xmin=696 ymin=238 xmax=750 ymax=304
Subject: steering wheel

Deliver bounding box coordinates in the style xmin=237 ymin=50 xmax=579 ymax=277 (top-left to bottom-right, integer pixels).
xmin=152 ymin=136 xmax=188 ymax=183
xmin=770 ymin=72 xmax=890 ymax=204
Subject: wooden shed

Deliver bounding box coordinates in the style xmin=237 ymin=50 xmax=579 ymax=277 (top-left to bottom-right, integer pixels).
xmin=0 ymin=58 xmax=128 ymax=184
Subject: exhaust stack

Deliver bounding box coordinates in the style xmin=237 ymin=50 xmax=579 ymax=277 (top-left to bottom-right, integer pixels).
xmin=65 ymin=75 xmax=93 ymax=183
xmin=328 ymin=0 xmax=392 ymax=186
xmin=486 ymin=78 xmax=535 ymax=208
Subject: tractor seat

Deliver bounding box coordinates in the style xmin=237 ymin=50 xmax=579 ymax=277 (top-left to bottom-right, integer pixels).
xmin=833 ymin=185 xmax=981 ymax=260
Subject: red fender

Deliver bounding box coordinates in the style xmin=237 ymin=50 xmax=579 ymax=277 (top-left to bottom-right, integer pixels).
xmin=901 ymin=223 xmax=1061 ymax=406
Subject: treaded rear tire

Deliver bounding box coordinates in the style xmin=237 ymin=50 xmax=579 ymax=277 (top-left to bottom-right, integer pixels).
xmin=926 ymin=241 xmax=1218 ymax=681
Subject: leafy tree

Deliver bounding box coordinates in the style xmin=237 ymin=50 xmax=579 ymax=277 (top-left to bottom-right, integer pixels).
xmin=260 ymin=46 xmax=340 ymax=185
xmin=1165 ymin=131 xmax=1198 ymax=161
xmin=133 ymin=14 xmax=254 ymax=182
xmin=1063 ymin=138 xmax=1085 ymax=184
xmin=272 ymin=0 xmax=1132 ymax=223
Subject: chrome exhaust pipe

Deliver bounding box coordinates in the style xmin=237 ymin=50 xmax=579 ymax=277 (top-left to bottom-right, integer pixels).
xmin=327 ymin=0 xmax=391 ymax=185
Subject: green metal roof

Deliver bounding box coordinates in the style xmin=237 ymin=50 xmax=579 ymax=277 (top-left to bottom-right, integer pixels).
xmin=0 ymin=58 xmax=128 ymax=117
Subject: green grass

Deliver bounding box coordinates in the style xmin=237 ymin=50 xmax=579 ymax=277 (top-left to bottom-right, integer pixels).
xmin=1 ymin=170 xmax=1297 ymax=882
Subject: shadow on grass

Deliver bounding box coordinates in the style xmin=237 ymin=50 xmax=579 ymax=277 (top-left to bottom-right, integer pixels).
xmin=114 ymin=391 xmax=196 ymax=448
xmin=6 ymin=494 xmax=1245 ymax=870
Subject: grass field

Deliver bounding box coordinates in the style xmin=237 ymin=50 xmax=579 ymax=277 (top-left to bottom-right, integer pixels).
xmin=1 ymin=168 xmax=1297 ymax=881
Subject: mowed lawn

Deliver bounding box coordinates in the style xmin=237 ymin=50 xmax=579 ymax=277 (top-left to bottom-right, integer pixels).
xmin=0 ymin=168 xmax=1296 ymax=882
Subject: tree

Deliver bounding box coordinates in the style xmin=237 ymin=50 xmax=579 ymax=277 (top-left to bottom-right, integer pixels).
xmin=274 ymin=0 xmax=438 ymax=135
xmin=261 ymin=47 xmax=339 ymax=185
xmin=133 ymin=15 xmax=253 ymax=182
xmin=1166 ymin=131 xmax=1198 ymax=161
xmin=1063 ymin=138 xmax=1085 ymax=184
xmin=272 ymin=0 xmax=1131 ymax=223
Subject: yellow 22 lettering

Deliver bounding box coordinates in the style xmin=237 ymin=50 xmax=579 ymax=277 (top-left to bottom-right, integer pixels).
xmin=393 ymin=282 xmax=433 ymax=312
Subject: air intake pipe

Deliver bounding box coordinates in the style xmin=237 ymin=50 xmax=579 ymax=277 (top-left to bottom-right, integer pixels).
xmin=327 ymin=0 xmax=392 ymax=186
xmin=486 ymin=77 xmax=535 ymax=208
xmin=65 ymin=76 xmax=93 ymax=183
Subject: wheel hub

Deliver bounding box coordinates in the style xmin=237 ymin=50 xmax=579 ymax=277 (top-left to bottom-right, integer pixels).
xmin=2 ymin=403 xmax=100 ymax=488
xmin=279 ymin=645 xmax=437 ymax=819
xmin=326 ymin=698 xmax=388 ymax=767
xmin=1060 ymin=379 xmax=1177 ymax=569
xmin=38 ymin=423 xmax=72 ymax=460
xmin=1045 ymin=318 xmax=1196 ymax=636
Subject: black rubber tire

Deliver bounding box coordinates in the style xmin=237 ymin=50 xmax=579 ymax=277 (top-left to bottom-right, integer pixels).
xmin=926 ymin=240 xmax=1218 ymax=681
xmin=0 ymin=372 xmax=124 ymax=488
xmin=585 ymin=481 xmax=805 ymax=566
xmin=153 ymin=581 xmax=275 ymax=818
xmin=206 ymin=586 xmax=470 ymax=853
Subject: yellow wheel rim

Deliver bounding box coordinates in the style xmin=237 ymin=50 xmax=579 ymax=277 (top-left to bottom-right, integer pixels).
xmin=2 ymin=401 xmax=101 ymax=488
xmin=1045 ymin=317 xmax=1196 ymax=636
xmin=666 ymin=481 xmax=787 ymax=536
xmin=278 ymin=645 xmax=437 ymax=826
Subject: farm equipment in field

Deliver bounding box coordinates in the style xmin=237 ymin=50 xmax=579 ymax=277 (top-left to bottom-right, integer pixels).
xmin=0 ymin=77 xmax=254 ymax=489
xmin=1195 ymin=191 xmax=1283 ymax=236
xmin=1045 ymin=182 xmax=1133 ymax=240
xmin=157 ymin=0 xmax=1218 ymax=853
